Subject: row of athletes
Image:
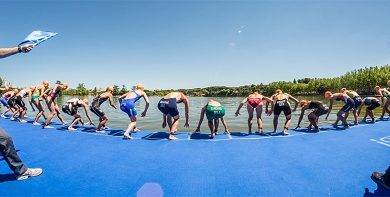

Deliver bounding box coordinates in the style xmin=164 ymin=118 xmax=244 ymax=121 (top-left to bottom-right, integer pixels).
xmin=1 ymin=81 xmax=390 ymax=140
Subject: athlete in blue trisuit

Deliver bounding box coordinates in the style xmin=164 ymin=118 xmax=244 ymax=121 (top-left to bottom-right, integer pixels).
xmin=90 ymin=86 xmax=117 ymax=133
xmin=157 ymin=92 xmax=190 ymax=140
xmin=118 ymin=84 xmax=150 ymax=140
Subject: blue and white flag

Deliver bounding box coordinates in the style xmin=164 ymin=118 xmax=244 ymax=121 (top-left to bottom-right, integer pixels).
xmin=19 ymin=30 xmax=58 ymax=46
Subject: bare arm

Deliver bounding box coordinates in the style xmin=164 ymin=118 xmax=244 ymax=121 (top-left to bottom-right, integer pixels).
xmin=27 ymin=90 xmax=35 ymax=111
xmin=263 ymin=96 xmax=273 ymax=114
xmin=108 ymin=95 xmax=117 ymax=109
xmin=83 ymin=103 xmax=94 ymax=125
xmin=195 ymin=106 xmax=206 ymax=131
xmin=162 ymin=114 xmax=167 ymax=128
xmin=0 ymin=45 xmax=34 ymax=59
xmin=235 ymin=98 xmax=247 ymax=116
xmin=288 ymin=94 xmax=299 ymax=112
xmin=221 ymin=117 xmax=229 ymax=133
xmin=183 ymin=97 xmax=190 ymax=128
xmin=296 ymin=107 xmax=306 ymax=128
xmin=325 ymin=98 xmax=334 ymax=120
xmin=357 ymin=103 xmax=363 ymax=116
xmin=141 ymin=93 xmax=150 ymax=117
xmin=379 ymin=90 xmax=385 ymax=107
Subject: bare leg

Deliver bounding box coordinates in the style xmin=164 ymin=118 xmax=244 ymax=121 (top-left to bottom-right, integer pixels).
xmin=214 ymin=118 xmax=219 ymax=133
xmin=10 ymin=106 xmax=20 ymax=120
xmin=352 ymin=109 xmax=358 ymax=124
xmin=255 ymin=106 xmax=263 ymax=134
xmin=68 ymin=115 xmax=81 ymax=130
xmin=220 ymin=117 xmax=229 ymax=134
xmin=123 ymin=116 xmax=137 ymax=139
xmin=169 ymin=116 xmax=180 ymax=140
xmin=367 ymin=110 xmax=375 ymax=122
xmin=283 ymin=114 xmax=292 ymax=135
xmin=273 ymin=115 xmax=279 ymax=132
xmin=44 ymin=99 xmax=57 ymax=127
xmin=208 ymin=120 xmax=214 ymax=138
xmin=247 ymin=105 xmax=254 ymax=134
xmin=167 ymin=115 xmax=173 ymax=130
xmin=1 ymin=107 xmax=12 ymax=117
xmin=362 ymin=109 xmax=369 ymax=122
xmin=54 ymin=104 xmax=66 ymax=124
xmin=339 ymin=110 xmax=349 ymax=128
xmin=33 ymin=101 xmax=46 ymax=124
xmin=308 ymin=112 xmax=319 ymax=131
xmin=97 ymin=116 xmax=108 ymax=131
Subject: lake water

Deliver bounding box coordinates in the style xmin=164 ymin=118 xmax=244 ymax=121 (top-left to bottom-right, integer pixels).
xmin=18 ymin=95 xmax=382 ymax=132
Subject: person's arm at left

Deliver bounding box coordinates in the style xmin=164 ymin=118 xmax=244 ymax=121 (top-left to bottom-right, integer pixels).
xmin=296 ymin=107 xmax=306 ymax=129
xmin=195 ymin=106 xmax=206 ymax=132
xmin=183 ymin=96 xmax=190 ymax=128
xmin=263 ymin=96 xmax=273 ymax=114
xmin=325 ymin=98 xmax=334 ymax=120
xmin=141 ymin=92 xmax=150 ymax=117
xmin=83 ymin=103 xmax=94 ymax=125
xmin=0 ymin=44 xmax=34 ymax=59
xmin=288 ymin=94 xmax=299 ymax=112
xmin=108 ymin=94 xmax=117 ymax=109
xmin=357 ymin=103 xmax=363 ymax=116
xmin=27 ymin=90 xmax=35 ymax=111
xmin=221 ymin=117 xmax=229 ymax=134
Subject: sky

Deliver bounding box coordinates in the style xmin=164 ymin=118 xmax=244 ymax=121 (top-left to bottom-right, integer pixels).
xmin=1 ymin=0 xmax=390 ymax=90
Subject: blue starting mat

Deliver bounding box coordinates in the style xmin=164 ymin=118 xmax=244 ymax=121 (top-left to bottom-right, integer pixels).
xmin=0 ymin=117 xmax=390 ymax=196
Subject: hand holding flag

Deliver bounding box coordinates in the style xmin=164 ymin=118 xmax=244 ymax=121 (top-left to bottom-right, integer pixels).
xmin=19 ymin=30 xmax=58 ymax=47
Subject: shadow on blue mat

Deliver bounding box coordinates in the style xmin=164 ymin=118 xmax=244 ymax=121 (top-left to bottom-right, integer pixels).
xmin=191 ymin=132 xmax=211 ymax=139
xmin=142 ymin=132 xmax=169 ymax=140
xmin=293 ymin=128 xmax=317 ymax=133
xmin=0 ymin=173 xmax=16 ymax=183
xmin=364 ymin=185 xmax=390 ymax=196
xmin=230 ymin=132 xmax=250 ymax=137
xmin=106 ymin=130 xmax=124 ymax=136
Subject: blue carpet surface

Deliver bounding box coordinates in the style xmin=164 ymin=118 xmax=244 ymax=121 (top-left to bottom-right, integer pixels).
xmin=0 ymin=118 xmax=390 ymax=196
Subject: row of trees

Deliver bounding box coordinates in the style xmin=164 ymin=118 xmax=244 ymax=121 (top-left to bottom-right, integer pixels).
xmin=147 ymin=65 xmax=390 ymax=96
xmin=2 ymin=65 xmax=390 ymax=96
xmin=61 ymin=84 xmax=131 ymax=96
